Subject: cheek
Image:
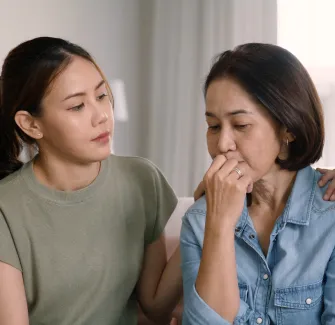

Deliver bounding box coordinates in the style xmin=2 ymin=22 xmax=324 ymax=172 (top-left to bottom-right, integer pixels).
xmin=43 ymin=115 xmax=90 ymax=142
xmin=240 ymin=136 xmax=281 ymax=171
xmin=206 ymin=133 xmax=218 ymax=158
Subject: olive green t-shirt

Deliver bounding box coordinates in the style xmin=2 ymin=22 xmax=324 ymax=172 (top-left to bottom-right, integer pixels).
xmin=0 ymin=155 xmax=177 ymax=325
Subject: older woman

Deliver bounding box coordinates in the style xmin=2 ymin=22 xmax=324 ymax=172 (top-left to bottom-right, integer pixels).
xmin=181 ymin=43 xmax=335 ymax=325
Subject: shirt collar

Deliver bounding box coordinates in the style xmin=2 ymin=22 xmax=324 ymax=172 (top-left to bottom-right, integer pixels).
xmin=234 ymin=166 xmax=316 ymax=232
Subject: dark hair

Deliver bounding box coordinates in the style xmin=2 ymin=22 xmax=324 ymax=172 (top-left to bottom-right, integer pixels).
xmin=204 ymin=43 xmax=324 ymax=171
xmin=0 ymin=36 xmax=111 ymax=180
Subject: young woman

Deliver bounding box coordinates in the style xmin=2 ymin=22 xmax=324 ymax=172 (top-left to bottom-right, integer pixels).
xmin=0 ymin=37 xmax=182 ymax=325
xmin=181 ymin=43 xmax=335 ymax=324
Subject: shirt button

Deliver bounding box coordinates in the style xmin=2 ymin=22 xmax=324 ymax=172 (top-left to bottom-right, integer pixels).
xmin=306 ymin=298 xmax=312 ymax=305
xmin=235 ymin=227 xmax=241 ymax=233
xmin=256 ymin=317 xmax=263 ymax=324
xmin=249 ymin=234 xmax=255 ymax=239
xmin=263 ymin=274 xmax=269 ymax=280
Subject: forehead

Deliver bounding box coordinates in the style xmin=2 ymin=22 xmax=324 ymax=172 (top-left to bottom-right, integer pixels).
xmin=47 ymin=56 xmax=103 ymax=99
xmin=205 ymin=78 xmax=261 ymax=116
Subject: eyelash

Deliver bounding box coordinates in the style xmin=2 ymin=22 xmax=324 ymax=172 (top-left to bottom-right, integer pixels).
xmin=235 ymin=124 xmax=249 ymax=130
xmin=208 ymin=124 xmax=249 ymax=131
xmin=71 ymin=103 xmax=84 ymax=111
xmin=97 ymin=93 xmax=107 ymax=101
xmin=70 ymin=93 xmax=108 ymax=111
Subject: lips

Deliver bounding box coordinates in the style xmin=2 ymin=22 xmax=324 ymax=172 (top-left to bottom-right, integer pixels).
xmin=92 ymin=131 xmax=110 ymax=141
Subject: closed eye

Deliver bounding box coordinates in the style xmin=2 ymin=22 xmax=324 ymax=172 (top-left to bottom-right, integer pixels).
xmin=235 ymin=124 xmax=249 ymax=130
xmin=208 ymin=125 xmax=220 ymax=133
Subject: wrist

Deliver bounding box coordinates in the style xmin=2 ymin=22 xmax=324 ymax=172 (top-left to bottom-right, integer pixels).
xmin=206 ymin=213 xmax=237 ymax=231
xmin=205 ymin=218 xmax=236 ymax=239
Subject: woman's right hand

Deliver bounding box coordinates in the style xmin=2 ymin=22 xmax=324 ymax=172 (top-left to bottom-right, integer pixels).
xmin=203 ymin=155 xmax=252 ymax=230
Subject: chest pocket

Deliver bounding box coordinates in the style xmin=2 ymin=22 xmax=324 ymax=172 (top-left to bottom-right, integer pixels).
xmin=274 ymin=280 xmax=323 ymax=325
xmin=238 ymin=283 xmax=248 ymax=302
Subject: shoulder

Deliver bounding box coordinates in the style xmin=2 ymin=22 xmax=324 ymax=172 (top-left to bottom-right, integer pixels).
xmin=0 ymin=167 xmax=25 ymax=205
xmin=182 ymin=196 xmax=207 ymax=235
xmin=311 ymin=168 xmax=335 ymax=213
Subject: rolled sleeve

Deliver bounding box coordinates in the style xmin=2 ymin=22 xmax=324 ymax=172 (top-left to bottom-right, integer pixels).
xmin=180 ymin=214 xmax=252 ymax=325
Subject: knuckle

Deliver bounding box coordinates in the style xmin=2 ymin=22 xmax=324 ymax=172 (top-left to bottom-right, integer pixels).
xmin=230 ymin=158 xmax=238 ymax=166
xmin=204 ymin=171 xmax=212 ymax=181
xmin=226 ymin=178 xmax=234 ymax=187
xmin=214 ymin=173 xmax=223 ymax=184
xmin=236 ymin=183 xmax=244 ymax=191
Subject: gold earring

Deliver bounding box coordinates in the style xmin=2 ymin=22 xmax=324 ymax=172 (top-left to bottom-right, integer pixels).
xmin=286 ymin=138 xmax=289 ymax=146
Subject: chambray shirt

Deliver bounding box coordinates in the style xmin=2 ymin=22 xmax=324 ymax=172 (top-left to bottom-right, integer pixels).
xmin=180 ymin=166 xmax=335 ymax=325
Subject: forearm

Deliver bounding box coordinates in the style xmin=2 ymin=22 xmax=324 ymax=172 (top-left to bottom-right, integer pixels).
xmin=146 ymin=247 xmax=183 ymax=321
xmin=196 ymin=221 xmax=239 ymax=323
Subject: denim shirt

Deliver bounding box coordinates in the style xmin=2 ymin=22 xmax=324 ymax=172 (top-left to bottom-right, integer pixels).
xmin=180 ymin=166 xmax=335 ymax=325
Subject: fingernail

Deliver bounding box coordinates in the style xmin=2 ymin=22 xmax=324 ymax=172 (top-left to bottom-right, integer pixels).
xmin=324 ymin=195 xmax=329 ymax=201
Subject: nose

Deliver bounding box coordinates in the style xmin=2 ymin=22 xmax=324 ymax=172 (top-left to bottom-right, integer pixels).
xmin=218 ymin=129 xmax=236 ymax=154
xmin=92 ymin=105 xmax=109 ymax=127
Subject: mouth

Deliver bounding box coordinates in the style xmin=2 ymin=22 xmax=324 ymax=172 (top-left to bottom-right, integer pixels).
xmin=92 ymin=131 xmax=110 ymax=142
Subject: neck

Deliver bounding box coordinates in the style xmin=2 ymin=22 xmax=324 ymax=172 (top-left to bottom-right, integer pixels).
xmin=33 ymin=153 xmax=101 ymax=191
xmin=252 ymin=167 xmax=297 ymax=214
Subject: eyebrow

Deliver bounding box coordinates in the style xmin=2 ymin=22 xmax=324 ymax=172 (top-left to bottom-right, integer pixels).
xmin=205 ymin=109 xmax=252 ymax=118
xmin=62 ymin=80 xmax=105 ymax=101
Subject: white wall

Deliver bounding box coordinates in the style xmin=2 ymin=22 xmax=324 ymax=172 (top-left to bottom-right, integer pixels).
xmin=0 ymin=0 xmax=143 ymax=156
xmin=277 ymin=0 xmax=335 ymax=168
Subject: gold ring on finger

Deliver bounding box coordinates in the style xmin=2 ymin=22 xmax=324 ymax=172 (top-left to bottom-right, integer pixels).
xmin=232 ymin=167 xmax=243 ymax=178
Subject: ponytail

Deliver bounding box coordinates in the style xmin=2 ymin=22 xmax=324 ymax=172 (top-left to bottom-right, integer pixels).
xmin=0 ymin=76 xmax=23 ymax=180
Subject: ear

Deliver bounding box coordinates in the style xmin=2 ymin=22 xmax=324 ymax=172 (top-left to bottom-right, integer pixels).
xmin=282 ymin=128 xmax=295 ymax=144
xmin=14 ymin=110 xmax=43 ymax=140
xmin=277 ymin=128 xmax=295 ymax=160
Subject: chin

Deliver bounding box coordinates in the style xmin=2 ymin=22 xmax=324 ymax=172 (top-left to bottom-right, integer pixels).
xmin=95 ymin=151 xmax=111 ymax=161
xmin=86 ymin=149 xmax=111 ymax=163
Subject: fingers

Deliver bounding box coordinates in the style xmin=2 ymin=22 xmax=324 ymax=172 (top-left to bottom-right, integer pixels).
xmin=194 ymin=180 xmax=205 ymax=201
xmin=207 ymin=155 xmax=227 ymax=174
xmin=217 ymin=159 xmax=240 ymax=178
xmin=247 ymin=183 xmax=253 ymax=193
xmin=205 ymin=156 xmax=253 ymax=194
xmin=215 ymin=162 xmax=252 ymax=194
xmin=204 ymin=155 xmax=232 ymax=182
xmin=316 ymin=168 xmax=328 ymax=175
xmin=318 ymin=169 xmax=335 ymax=187
xmin=315 ymin=168 xmax=335 ymax=200
xmin=237 ymin=174 xmax=253 ymax=193
xmin=323 ymin=180 xmax=335 ymax=201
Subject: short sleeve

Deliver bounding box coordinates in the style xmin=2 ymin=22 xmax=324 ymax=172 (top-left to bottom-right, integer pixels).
xmin=0 ymin=211 xmax=22 ymax=271
xmin=146 ymin=164 xmax=178 ymax=244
